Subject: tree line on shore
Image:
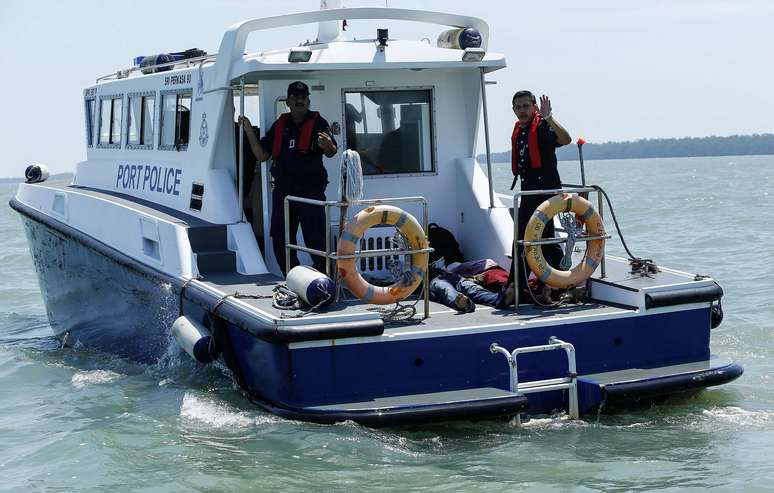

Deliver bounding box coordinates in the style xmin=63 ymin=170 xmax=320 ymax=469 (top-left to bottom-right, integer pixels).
xmin=478 ymin=133 xmax=774 ymax=162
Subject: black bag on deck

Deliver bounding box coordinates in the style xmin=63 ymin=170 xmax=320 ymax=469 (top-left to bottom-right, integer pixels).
xmin=428 ymin=223 xmax=464 ymax=265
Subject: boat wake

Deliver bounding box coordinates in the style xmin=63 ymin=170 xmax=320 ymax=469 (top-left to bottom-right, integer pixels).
xmin=696 ymin=406 xmax=774 ymax=430
xmin=179 ymin=392 xmax=280 ymax=429
xmin=71 ymin=369 xmax=123 ymax=389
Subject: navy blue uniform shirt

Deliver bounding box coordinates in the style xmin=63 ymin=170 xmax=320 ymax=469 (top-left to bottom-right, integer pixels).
xmin=515 ymin=118 xmax=562 ymax=191
xmin=260 ymin=112 xmax=337 ymax=194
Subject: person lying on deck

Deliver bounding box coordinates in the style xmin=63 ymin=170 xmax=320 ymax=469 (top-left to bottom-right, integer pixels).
xmin=429 ymin=259 xmax=514 ymax=313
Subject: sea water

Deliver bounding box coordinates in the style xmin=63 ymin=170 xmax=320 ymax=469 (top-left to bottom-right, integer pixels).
xmin=1 ymin=155 xmax=772 ymax=492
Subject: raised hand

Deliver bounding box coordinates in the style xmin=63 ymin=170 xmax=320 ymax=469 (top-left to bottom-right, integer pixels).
xmin=318 ymin=131 xmax=337 ymax=155
xmin=539 ymin=95 xmax=553 ymax=119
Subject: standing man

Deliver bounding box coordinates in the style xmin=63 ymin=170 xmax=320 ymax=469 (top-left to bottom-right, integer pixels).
xmin=240 ymin=81 xmax=338 ymax=275
xmin=510 ymin=90 xmax=572 ymax=292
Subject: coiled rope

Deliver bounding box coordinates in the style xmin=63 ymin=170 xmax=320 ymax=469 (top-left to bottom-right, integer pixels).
xmin=339 ymin=149 xmax=364 ymax=203
xmin=272 ymin=283 xmax=332 ymax=318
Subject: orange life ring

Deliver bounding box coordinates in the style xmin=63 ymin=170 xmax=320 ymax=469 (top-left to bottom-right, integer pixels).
xmin=524 ymin=193 xmax=605 ymax=288
xmin=336 ymin=205 xmax=428 ymax=304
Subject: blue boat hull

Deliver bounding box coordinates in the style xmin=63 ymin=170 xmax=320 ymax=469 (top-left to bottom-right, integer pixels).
xmin=12 ymin=199 xmax=743 ymax=425
xmin=18 ymin=213 xmax=179 ymax=363
xmin=218 ymin=309 xmax=742 ymax=420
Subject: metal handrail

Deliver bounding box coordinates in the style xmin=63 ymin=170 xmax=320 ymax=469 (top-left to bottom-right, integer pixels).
xmin=96 ymin=54 xmax=216 ymax=83
xmin=284 ymin=195 xmax=432 ymax=319
xmin=512 ymin=185 xmax=608 ymax=309
xmin=490 ymin=337 xmax=579 ymax=419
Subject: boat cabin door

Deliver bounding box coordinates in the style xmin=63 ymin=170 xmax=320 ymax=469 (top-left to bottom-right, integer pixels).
xmin=233 ymin=84 xmax=263 ymax=250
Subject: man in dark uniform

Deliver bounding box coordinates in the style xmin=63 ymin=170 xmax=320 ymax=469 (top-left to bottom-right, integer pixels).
xmin=510 ymin=90 xmax=572 ymax=292
xmin=240 ymin=81 xmax=338 ymax=275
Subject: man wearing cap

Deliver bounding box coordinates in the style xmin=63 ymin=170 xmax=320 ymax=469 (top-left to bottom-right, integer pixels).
xmin=510 ymin=90 xmax=572 ymax=294
xmin=240 ymin=81 xmax=338 ymax=275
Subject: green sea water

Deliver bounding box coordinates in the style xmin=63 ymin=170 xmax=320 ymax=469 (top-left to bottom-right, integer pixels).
xmin=1 ymin=155 xmax=772 ymax=492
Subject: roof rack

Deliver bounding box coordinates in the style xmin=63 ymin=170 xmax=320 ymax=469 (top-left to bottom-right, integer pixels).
xmin=96 ymin=54 xmax=217 ymax=83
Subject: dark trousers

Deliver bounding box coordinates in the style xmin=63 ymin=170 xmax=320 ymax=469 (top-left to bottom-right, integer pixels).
xmin=512 ymin=194 xmax=565 ymax=290
xmin=430 ymin=272 xmax=505 ymax=312
xmin=270 ymin=189 xmax=327 ymax=276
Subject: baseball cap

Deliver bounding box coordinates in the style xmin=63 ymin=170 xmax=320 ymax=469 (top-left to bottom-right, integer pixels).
xmin=287 ymin=81 xmax=310 ymax=98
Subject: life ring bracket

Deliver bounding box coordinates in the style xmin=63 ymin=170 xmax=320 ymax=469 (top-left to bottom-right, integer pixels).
xmin=519 ymin=233 xmax=611 ymax=248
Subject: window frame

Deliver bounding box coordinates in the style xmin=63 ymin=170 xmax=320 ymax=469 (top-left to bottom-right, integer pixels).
xmin=126 ymin=91 xmax=156 ymax=150
xmin=274 ymin=97 xmax=287 ymax=119
xmin=158 ymin=89 xmax=193 ymax=152
xmin=96 ymin=94 xmax=124 ymax=149
xmin=84 ymin=97 xmax=96 ymax=147
xmin=340 ymin=85 xmax=438 ymax=178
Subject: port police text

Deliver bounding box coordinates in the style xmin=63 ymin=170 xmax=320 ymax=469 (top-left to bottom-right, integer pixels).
xmin=116 ymin=164 xmax=182 ymax=196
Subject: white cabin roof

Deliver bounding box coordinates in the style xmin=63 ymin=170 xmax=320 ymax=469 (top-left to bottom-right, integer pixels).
xmin=96 ymin=7 xmax=505 ymax=85
xmin=232 ymin=39 xmax=504 ymax=81
xmin=212 ymin=7 xmax=504 ymax=87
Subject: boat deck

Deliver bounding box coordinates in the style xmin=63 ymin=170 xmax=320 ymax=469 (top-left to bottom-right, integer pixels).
xmin=40 ymin=183 xmax=709 ymax=336
xmin=198 ymin=270 xmax=634 ymax=337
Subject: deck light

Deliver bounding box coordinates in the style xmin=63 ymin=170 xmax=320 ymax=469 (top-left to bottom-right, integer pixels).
xmin=288 ymin=47 xmax=312 ymax=63
xmin=462 ymin=48 xmax=486 ymax=62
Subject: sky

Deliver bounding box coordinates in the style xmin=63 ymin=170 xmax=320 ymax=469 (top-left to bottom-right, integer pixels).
xmin=1 ymin=0 xmax=772 ymax=176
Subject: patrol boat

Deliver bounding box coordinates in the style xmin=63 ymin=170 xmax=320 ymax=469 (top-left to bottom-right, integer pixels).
xmin=10 ymin=3 xmax=742 ymax=426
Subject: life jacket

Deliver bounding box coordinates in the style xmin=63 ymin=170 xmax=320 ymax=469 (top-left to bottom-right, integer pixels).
xmin=511 ymin=114 xmax=542 ymax=175
xmin=271 ymin=111 xmax=320 ymax=159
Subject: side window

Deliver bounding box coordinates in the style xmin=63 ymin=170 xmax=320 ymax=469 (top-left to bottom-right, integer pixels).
xmin=159 ymin=90 xmax=192 ymax=151
xmin=343 ymin=89 xmax=435 ymax=175
xmin=127 ymin=93 xmax=156 ymax=149
xmin=84 ymin=98 xmax=96 ymax=147
xmin=97 ymin=95 xmax=123 ymax=148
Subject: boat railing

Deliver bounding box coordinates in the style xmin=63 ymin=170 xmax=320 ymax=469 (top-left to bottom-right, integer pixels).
xmin=96 ymin=54 xmax=217 ymax=83
xmin=284 ymin=195 xmax=433 ymax=319
xmin=512 ymin=184 xmax=613 ymax=309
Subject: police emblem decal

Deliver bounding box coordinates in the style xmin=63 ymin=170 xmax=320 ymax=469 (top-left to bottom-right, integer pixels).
xmin=199 ymin=113 xmax=209 ymax=147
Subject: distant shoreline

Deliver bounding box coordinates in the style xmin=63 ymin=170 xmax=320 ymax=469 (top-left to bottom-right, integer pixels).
xmin=478 ymin=133 xmax=774 ymax=163
xmin=484 ymin=153 xmax=774 ymax=165
xmin=0 ymin=173 xmax=73 ymax=184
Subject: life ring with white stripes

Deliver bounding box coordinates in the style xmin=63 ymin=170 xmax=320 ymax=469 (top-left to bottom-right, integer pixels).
xmin=336 ymin=205 xmax=428 ymax=304
xmin=524 ymin=193 xmax=605 ymax=288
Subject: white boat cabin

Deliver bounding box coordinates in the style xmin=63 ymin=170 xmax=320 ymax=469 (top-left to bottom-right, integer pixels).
xmin=68 ymin=7 xmax=514 ymax=279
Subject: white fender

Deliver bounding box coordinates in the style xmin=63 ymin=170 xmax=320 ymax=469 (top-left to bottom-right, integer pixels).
xmin=286 ymin=265 xmax=335 ymax=307
xmin=171 ymin=316 xmax=214 ymax=364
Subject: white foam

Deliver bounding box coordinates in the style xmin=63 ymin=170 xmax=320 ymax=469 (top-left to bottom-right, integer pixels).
xmin=516 ymin=413 xmax=591 ymax=430
xmin=700 ymin=406 xmax=774 ymax=428
xmin=71 ymin=370 xmax=122 ymax=390
xmin=179 ymin=392 xmax=278 ymax=428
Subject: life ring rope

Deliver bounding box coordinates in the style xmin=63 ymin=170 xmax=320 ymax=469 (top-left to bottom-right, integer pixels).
xmin=336 ymin=205 xmax=429 ymax=305
xmin=523 ymin=193 xmax=606 ymax=289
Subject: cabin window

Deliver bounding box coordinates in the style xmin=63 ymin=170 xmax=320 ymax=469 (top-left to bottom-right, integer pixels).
xmin=127 ymin=92 xmax=155 ymax=149
xmin=343 ymin=88 xmax=435 ymax=175
xmin=84 ymin=98 xmax=96 ymax=147
xmin=97 ymin=95 xmax=123 ymax=148
xmin=159 ymin=90 xmax=192 ymax=151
